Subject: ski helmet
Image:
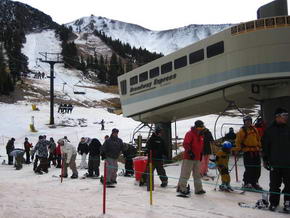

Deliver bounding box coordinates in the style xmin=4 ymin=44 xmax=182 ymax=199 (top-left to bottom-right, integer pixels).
xmin=222 ymin=141 xmax=232 ymax=149
xmin=243 ymin=115 xmax=252 ymax=123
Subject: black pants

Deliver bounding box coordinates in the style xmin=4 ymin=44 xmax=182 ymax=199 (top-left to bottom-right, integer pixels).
xmin=141 ymin=160 xmax=168 ymax=183
xmin=35 ymin=157 xmax=48 ymax=173
xmin=25 ymin=150 xmax=30 ymax=164
xmin=8 ymin=155 xmax=13 ymax=165
xmin=48 ymin=153 xmax=56 ymax=167
xmin=56 ymin=154 xmax=61 ymax=168
xmin=243 ymin=151 xmax=261 ymax=185
xmin=269 ymin=168 xmax=290 ymax=206
xmin=88 ymin=156 xmax=100 ymax=176
xmin=33 ymin=155 xmax=39 ymax=171
xmin=125 ymin=159 xmax=134 ymax=175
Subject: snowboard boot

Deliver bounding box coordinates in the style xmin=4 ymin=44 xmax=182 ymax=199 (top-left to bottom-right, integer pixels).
xmin=160 ymin=181 xmax=168 ymax=188
xmin=269 ymin=204 xmax=277 ymax=211
xmin=284 ymin=201 xmax=290 ymax=212
xmin=71 ymin=174 xmax=78 ymax=179
xmin=195 ymin=189 xmax=206 ymax=195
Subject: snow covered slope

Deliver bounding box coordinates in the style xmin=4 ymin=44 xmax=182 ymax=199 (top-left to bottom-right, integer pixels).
xmin=66 ymin=15 xmax=233 ymax=55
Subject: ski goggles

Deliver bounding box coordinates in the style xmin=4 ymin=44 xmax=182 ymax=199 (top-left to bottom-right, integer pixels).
xmin=277 ymin=112 xmax=288 ymax=117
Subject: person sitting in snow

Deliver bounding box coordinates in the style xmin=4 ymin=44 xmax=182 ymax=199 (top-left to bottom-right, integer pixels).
xmin=216 ymin=141 xmax=234 ymax=191
xmin=58 ymin=138 xmax=78 ymax=179
xmin=86 ymin=138 xmax=102 ymax=177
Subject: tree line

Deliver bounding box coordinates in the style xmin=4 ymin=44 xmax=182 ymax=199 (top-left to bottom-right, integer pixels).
xmin=56 ymin=25 xmax=163 ymax=85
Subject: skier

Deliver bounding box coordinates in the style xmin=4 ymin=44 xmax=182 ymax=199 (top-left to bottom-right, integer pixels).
xmin=216 ymin=141 xmax=234 ymax=191
xmin=235 ymin=115 xmax=262 ymax=191
xmin=32 ymin=135 xmax=49 ymax=174
xmin=100 ymin=128 xmax=127 ymax=185
xmin=86 ymin=138 xmax=102 ymax=177
xmin=6 ymin=138 xmax=15 ymax=165
xmin=9 ymin=148 xmax=25 ymax=170
xmin=100 ymin=119 xmax=105 ymax=130
xmin=200 ymin=127 xmax=214 ymax=178
xmin=176 ymin=120 xmax=206 ymax=196
xmin=262 ymin=107 xmax=290 ymax=212
xmin=140 ymin=127 xmax=168 ymax=187
xmin=77 ymin=137 xmax=89 ymax=169
xmin=58 ymin=138 xmax=78 ymax=179
xmin=24 ymin=137 xmax=33 ymax=164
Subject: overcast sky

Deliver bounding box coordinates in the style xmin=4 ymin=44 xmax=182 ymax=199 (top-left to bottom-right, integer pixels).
xmin=14 ymin=0 xmax=289 ymax=30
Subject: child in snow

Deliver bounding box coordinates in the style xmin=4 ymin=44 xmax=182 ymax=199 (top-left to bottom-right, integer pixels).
xmin=10 ymin=148 xmax=25 ymax=170
xmin=216 ymin=141 xmax=234 ymax=191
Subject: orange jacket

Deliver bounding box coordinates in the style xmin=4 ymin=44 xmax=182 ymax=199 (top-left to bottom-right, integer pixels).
xmin=235 ymin=125 xmax=261 ymax=152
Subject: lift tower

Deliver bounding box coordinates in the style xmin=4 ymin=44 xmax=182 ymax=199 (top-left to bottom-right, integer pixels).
xmin=38 ymin=52 xmax=63 ymax=125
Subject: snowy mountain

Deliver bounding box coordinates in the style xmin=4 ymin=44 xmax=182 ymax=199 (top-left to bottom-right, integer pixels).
xmin=66 ymin=15 xmax=233 ymax=55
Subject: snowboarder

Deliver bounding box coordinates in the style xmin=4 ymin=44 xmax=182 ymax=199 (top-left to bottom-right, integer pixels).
xmin=24 ymin=137 xmax=33 ymax=164
xmin=100 ymin=128 xmax=126 ymax=185
xmin=235 ymin=115 xmax=263 ymax=191
xmin=176 ymin=120 xmax=206 ymax=196
xmin=58 ymin=138 xmax=78 ymax=179
xmin=86 ymin=138 xmax=102 ymax=177
xmin=216 ymin=141 xmax=234 ymax=191
xmin=262 ymin=107 xmax=290 ymax=212
xmin=32 ymin=135 xmax=49 ymax=174
xmin=6 ymin=138 xmax=15 ymax=165
xmin=140 ymin=127 xmax=168 ymax=187
xmin=9 ymin=148 xmax=25 ymax=170
xmin=77 ymin=137 xmax=89 ymax=169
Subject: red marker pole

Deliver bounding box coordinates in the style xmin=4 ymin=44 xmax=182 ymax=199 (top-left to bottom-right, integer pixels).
xmin=103 ymin=161 xmax=107 ymax=214
xmin=60 ymin=158 xmax=64 ymax=183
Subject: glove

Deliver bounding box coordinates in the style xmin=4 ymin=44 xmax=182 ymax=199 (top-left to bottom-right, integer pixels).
xmin=188 ymin=151 xmax=195 ymax=160
xmin=263 ymin=161 xmax=270 ymax=171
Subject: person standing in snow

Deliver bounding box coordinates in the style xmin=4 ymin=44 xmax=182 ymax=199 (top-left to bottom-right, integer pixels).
xmin=140 ymin=128 xmax=168 ymax=187
xmin=24 ymin=137 xmax=33 ymax=164
xmin=32 ymin=135 xmax=49 ymax=174
xmin=6 ymin=138 xmax=15 ymax=165
xmin=86 ymin=138 xmax=102 ymax=177
xmin=262 ymin=107 xmax=290 ymax=212
xmin=48 ymin=137 xmax=56 ymax=167
xmin=100 ymin=119 xmax=105 ymax=130
xmin=58 ymin=138 xmax=78 ymax=179
xmin=100 ymin=128 xmax=126 ymax=185
xmin=77 ymin=137 xmax=89 ymax=169
xmin=200 ymin=127 xmax=214 ymax=178
xmin=177 ymin=120 xmax=206 ymax=195
xmin=235 ymin=115 xmax=262 ymax=190
xmin=55 ymin=141 xmax=62 ymax=168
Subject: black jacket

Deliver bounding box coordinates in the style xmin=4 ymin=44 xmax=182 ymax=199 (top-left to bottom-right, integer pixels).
xmin=101 ymin=135 xmax=125 ymax=159
xmin=6 ymin=140 xmax=15 ymax=154
xmin=146 ymin=133 xmax=167 ymax=160
xmin=201 ymin=128 xmax=214 ymax=155
xmin=78 ymin=142 xmax=89 ymax=155
xmin=88 ymin=138 xmax=102 ymax=156
xmin=262 ymin=121 xmax=290 ymax=167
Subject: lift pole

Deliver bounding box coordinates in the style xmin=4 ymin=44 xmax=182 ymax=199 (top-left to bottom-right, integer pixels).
xmin=38 ymin=52 xmax=63 ymax=125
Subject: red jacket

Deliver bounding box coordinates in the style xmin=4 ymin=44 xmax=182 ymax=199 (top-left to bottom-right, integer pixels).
xmin=55 ymin=143 xmax=61 ymax=155
xmin=183 ymin=127 xmax=204 ymax=160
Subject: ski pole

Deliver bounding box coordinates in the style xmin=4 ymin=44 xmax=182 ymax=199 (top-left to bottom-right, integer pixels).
xmin=149 ymin=150 xmax=153 ymax=205
xmin=60 ymin=157 xmax=64 ymax=183
xmin=234 ymin=153 xmax=239 ymax=182
xmin=214 ymin=171 xmax=220 ymax=191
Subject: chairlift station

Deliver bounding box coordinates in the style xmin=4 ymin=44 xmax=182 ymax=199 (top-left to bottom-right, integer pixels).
xmin=118 ymin=1 xmax=290 ymax=159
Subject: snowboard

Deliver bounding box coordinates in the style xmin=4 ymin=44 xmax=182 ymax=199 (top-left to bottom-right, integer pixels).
xmin=176 ymin=193 xmax=190 ymax=198
xmin=218 ymin=189 xmax=245 ymax=194
xmin=80 ymin=174 xmax=100 ymax=179
xmin=238 ymin=202 xmax=289 ymax=214
xmin=201 ymin=175 xmax=216 ymax=181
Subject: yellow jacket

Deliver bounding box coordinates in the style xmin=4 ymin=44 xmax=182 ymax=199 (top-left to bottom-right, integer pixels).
xmin=235 ymin=125 xmax=261 ymax=152
xmin=216 ymin=150 xmax=229 ymax=167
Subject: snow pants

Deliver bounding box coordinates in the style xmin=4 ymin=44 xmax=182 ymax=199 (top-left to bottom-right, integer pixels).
xmin=79 ymin=153 xmax=88 ymax=169
xmin=88 ymin=155 xmax=100 ymax=176
xmin=35 ymin=157 xmax=48 ymax=173
xmin=63 ymin=154 xmax=78 ymax=176
xmin=200 ymin=155 xmax=210 ymax=176
xmin=105 ymin=158 xmax=118 ymax=183
xmin=125 ymin=158 xmax=134 ymax=176
xmin=177 ymin=159 xmax=203 ymax=193
xmin=141 ymin=159 xmax=168 ymax=184
xmin=269 ymin=168 xmax=290 ymax=206
xmin=243 ymin=151 xmax=261 ymax=185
